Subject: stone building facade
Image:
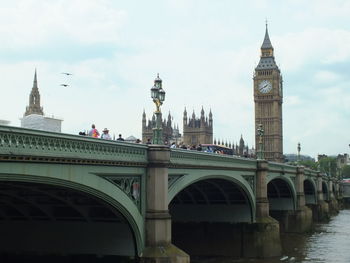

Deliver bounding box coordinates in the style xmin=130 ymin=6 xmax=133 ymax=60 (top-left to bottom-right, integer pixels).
xmin=253 ymin=25 xmax=284 ymax=162
xmin=21 ymin=70 xmax=62 ymax=132
xmin=142 ymin=111 xmax=180 ymax=144
xmin=24 ymin=69 xmax=44 ymax=116
xmin=182 ymin=107 xmax=213 ymax=146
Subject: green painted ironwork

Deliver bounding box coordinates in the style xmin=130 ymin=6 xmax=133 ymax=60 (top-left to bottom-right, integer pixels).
xmin=0 ymin=125 xmax=341 ymax=256
xmin=242 ymin=175 xmax=256 ymax=192
xmin=170 ymin=148 xmax=257 ymax=170
xmin=168 ymin=175 xmax=183 ymax=188
xmin=0 ymin=125 xmax=148 ymax=165
xmin=103 ymin=175 xmax=142 ymax=210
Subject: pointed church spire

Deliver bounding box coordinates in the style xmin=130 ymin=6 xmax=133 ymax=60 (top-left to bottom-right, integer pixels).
xmin=24 ymin=69 xmax=44 ymax=116
xmin=261 ymin=22 xmax=273 ymax=50
xmin=33 ymin=68 xmax=38 ymax=89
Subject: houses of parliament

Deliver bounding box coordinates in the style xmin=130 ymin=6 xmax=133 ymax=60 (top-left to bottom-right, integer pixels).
xmin=142 ymin=24 xmax=283 ymax=162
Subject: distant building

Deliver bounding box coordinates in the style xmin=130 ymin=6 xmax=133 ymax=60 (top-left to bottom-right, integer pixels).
xmin=337 ymin=154 xmax=349 ymax=169
xmin=21 ymin=69 xmax=63 ymax=132
xmin=213 ymin=136 xmax=255 ymax=157
xmin=142 ymin=110 xmax=180 ymax=144
xmin=182 ymin=107 xmax=213 ymax=146
xmin=254 ymin=25 xmax=284 ymax=162
xmin=125 ymin=135 xmax=138 ymax=143
xmin=21 ymin=114 xmax=63 ymax=132
xmin=0 ymin=120 xmax=10 ymax=126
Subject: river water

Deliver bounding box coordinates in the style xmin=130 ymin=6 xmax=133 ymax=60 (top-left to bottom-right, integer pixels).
xmin=192 ymin=209 xmax=350 ymax=263
xmin=2 ymin=210 xmax=349 ymax=262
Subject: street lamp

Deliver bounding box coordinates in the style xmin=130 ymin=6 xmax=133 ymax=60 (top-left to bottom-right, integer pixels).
xmin=150 ymin=73 xmax=165 ymax=144
xmin=297 ymin=142 xmax=301 ymax=164
xmin=257 ymin=124 xmax=264 ymax=160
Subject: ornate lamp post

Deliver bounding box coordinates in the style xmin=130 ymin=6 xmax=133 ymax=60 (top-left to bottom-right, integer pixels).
xmin=150 ymin=73 xmax=165 ymax=145
xmin=257 ymin=124 xmax=264 ymax=160
xmin=297 ymin=142 xmax=301 ymax=164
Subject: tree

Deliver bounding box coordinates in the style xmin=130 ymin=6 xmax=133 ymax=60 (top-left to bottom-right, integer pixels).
xmin=318 ymin=157 xmax=337 ymax=177
xmin=342 ymin=165 xmax=350 ymax=179
xmin=299 ymin=160 xmax=318 ymax=170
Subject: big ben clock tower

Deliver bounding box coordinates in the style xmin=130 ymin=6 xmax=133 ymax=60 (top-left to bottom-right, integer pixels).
xmin=254 ymin=24 xmax=283 ymax=162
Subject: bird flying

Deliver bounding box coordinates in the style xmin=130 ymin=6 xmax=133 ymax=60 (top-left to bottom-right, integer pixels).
xmin=61 ymin=72 xmax=73 ymax=76
xmin=60 ymin=84 xmax=69 ymax=87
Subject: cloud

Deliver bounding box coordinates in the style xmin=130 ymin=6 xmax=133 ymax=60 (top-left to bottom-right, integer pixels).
xmin=275 ymin=28 xmax=350 ymax=72
xmin=0 ymin=0 xmax=127 ymax=48
xmin=313 ymin=70 xmax=341 ymax=83
xmin=0 ymin=0 xmax=349 ymax=159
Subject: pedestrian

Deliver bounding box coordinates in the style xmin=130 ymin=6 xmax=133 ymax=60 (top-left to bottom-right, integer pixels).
xmin=170 ymin=142 xmax=176 ymax=148
xmin=196 ymin=144 xmax=202 ymax=151
xmin=88 ymin=124 xmax=100 ymax=138
xmin=146 ymin=138 xmax=152 ymax=144
xmin=136 ymin=139 xmax=141 ymax=143
xmin=101 ymin=128 xmax=111 ymax=140
xmin=117 ymin=134 xmax=124 ymax=141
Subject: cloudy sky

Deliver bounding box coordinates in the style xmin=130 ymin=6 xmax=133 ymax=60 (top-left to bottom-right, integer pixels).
xmin=0 ymin=0 xmax=349 ymax=158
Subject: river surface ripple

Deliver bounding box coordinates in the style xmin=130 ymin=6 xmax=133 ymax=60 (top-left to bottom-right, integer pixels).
xmin=192 ymin=209 xmax=350 ymax=263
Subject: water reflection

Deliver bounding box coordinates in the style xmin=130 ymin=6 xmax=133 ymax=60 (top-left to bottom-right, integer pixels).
xmin=192 ymin=210 xmax=350 ymax=263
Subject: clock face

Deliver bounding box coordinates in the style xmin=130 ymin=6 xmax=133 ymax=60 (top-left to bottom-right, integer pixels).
xmin=258 ymin=80 xmax=272 ymax=94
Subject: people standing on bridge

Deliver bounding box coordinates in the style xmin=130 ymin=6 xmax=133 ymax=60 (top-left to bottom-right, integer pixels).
xmin=180 ymin=143 xmax=187 ymax=149
xmin=146 ymin=138 xmax=152 ymax=144
xmin=88 ymin=124 xmax=100 ymax=138
xmin=101 ymin=128 xmax=111 ymax=140
xmin=170 ymin=142 xmax=176 ymax=148
xmin=117 ymin=134 xmax=124 ymax=141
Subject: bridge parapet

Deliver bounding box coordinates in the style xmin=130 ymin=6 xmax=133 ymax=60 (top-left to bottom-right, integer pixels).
xmin=0 ymin=125 xmax=148 ymax=165
xmin=170 ymin=149 xmax=257 ymax=170
xmin=269 ymin=162 xmax=297 ymax=175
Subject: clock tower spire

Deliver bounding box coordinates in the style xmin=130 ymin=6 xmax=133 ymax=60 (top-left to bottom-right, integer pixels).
xmin=253 ymin=24 xmax=283 ymax=162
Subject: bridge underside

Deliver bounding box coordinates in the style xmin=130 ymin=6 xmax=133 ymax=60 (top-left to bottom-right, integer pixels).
xmin=268 ymin=178 xmax=294 ymax=211
xmin=170 ymin=178 xmax=252 ymax=223
xmin=304 ymin=180 xmax=317 ymax=205
xmin=0 ymin=181 xmax=136 ymax=257
xmin=322 ymin=182 xmax=330 ymax=201
xmin=170 ymin=178 xmax=253 ymax=257
xmin=267 ymin=178 xmax=295 ymax=232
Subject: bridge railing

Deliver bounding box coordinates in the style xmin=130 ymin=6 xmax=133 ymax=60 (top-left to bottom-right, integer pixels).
xmin=269 ymin=162 xmax=298 ymax=175
xmin=0 ymin=125 xmax=148 ymax=165
xmin=169 ymin=148 xmax=257 ymax=170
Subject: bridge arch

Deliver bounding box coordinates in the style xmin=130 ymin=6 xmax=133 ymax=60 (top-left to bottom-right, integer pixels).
xmin=267 ymin=176 xmax=296 ymax=211
xmin=169 ymin=173 xmax=255 ymax=222
xmin=322 ymin=180 xmax=330 ymax=201
xmin=304 ymin=178 xmax=317 ymax=205
xmin=0 ymin=164 xmax=144 ymax=256
xmin=332 ymin=183 xmax=337 ymax=198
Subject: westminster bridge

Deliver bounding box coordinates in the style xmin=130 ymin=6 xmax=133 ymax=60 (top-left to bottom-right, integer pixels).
xmin=0 ymin=125 xmax=341 ymax=262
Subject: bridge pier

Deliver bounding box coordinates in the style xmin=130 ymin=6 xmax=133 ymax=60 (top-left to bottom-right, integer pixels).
xmin=244 ymin=160 xmax=281 ymax=258
xmin=141 ymin=145 xmax=189 ymax=263
xmin=282 ymin=166 xmax=312 ymax=233
xmin=310 ymin=174 xmax=330 ymax=221
xmin=327 ymin=180 xmax=340 ymax=215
